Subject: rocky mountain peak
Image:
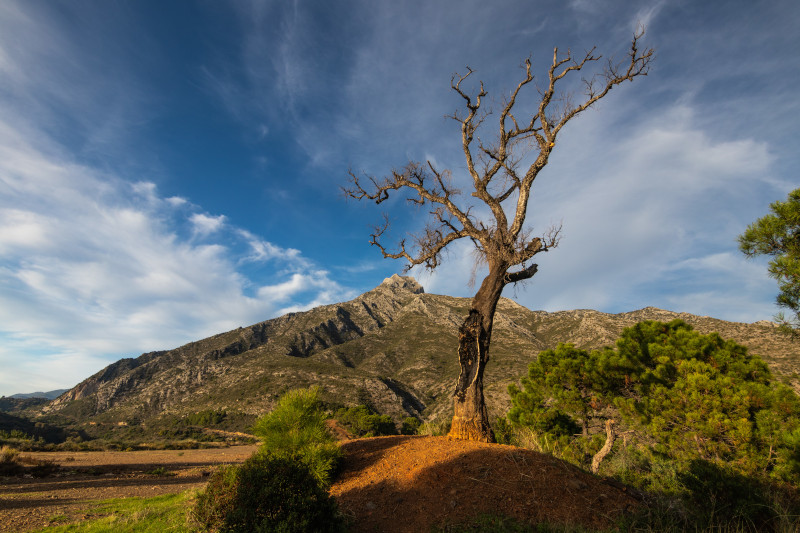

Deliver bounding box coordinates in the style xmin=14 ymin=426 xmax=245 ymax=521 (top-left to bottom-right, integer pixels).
xmin=379 ymin=274 xmax=424 ymax=294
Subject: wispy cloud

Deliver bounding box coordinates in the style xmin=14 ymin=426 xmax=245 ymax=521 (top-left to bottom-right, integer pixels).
xmin=0 ymin=124 xmax=355 ymax=391
xmin=190 ymin=213 xmax=227 ymax=237
xmin=407 ymin=99 xmax=781 ymax=321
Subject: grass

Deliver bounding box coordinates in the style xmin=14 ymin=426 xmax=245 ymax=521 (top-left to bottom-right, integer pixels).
xmin=32 ymin=492 xmax=197 ymax=533
xmin=144 ymin=466 xmax=175 ymax=476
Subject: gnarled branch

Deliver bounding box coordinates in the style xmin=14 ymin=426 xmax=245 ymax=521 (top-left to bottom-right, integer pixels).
xmin=345 ymin=30 xmax=652 ymax=283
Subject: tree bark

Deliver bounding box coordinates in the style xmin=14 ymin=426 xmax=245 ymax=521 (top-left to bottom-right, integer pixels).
xmin=448 ymin=266 xmax=507 ymax=442
xmin=591 ymin=419 xmax=616 ymax=474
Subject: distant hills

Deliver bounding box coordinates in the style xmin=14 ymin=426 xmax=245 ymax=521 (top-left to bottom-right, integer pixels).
xmin=6 ymin=389 xmax=69 ymax=400
xmin=13 ymin=275 xmax=799 ymax=429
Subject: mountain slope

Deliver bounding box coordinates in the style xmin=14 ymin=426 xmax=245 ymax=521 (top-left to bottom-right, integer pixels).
xmin=41 ymin=275 xmax=799 ymax=427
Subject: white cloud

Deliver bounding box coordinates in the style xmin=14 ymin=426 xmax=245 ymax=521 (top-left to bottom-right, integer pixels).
xmin=0 ymin=339 xmax=111 ymax=396
xmin=190 ymin=213 xmax=227 ymax=236
xmin=0 ymin=117 xmax=355 ymax=395
xmin=166 ymin=196 xmax=188 ymax=207
xmin=238 ymin=229 xmax=303 ymax=264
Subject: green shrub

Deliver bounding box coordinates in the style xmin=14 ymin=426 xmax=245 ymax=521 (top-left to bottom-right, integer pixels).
xmin=335 ymin=404 xmax=397 ymax=437
xmin=677 ymin=459 xmax=776 ymax=529
xmin=0 ymin=445 xmax=19 ymax=463
xmin=251 ymin=387 xmax=342 ymax=485
xmin=401 ymin=416 xmax=422 ymax=435
xmin=194 ymin=454 xmax=344 ymax=533
xmin=183 ymin=409 xmax=227 ymax=426
xmin=417 ymin=416 xmax=451 ymax=437
xmin=0 ymin=445 xmax=22 ymax=475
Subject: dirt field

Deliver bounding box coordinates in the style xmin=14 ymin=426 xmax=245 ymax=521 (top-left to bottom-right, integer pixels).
xmin=1 ymin=437 xmax=640 ymax=532
xmin=0 ymin=446 xmax=259 ymax=532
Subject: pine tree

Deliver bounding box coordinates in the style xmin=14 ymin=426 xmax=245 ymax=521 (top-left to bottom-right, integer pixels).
xmin=506 ymin=320 xmax=800 ymax=479
xmin=739 ymin=187 xmax=800 ymax=335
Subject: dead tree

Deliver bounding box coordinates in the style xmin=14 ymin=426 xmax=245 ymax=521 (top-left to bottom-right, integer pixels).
xmin=345 ymin=31 xmax=653 ymax=442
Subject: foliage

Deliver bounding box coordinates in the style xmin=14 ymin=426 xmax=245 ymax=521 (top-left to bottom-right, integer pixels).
xmin=193 ymin=454 xmax=345 ymax=533
xmin=417 ymin=415 xmax=452 ymax=437
xmin=739 ymin=187 xmax=800 ymax=334
xmin=251 ymin=386 xmax=342 ymax=485
xmin=145 ymin=466 xmax=175 ymax=477
xmin=183 ymin=409 xmax=227 ymax=427
xmin=401 ymin=416 xmax=422 ymax=435
xmin=0 ymin=445 xmax=58 ymax=476
xmin=0 ymin=429 xmax=35 ymax=441
xmin=0 ymin=445 xmax=21 ymax=475
xmin=0 ymin=444 xmax=20 ymax=463
xmin=508 ymin=320 xmax=800 ymax=477
xmin=335 ymin=404 xmax=397 ymax=437
xmin=505 ymin=320 xmax=800 ymax=530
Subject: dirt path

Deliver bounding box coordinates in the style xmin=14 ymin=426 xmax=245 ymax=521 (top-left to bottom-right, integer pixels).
xmin=0 ymin=446 xmax=258 ymax=532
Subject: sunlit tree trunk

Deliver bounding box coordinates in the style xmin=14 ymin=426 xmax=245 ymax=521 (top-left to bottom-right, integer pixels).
xmin=448 ymin=266 xmax=506 ymax=442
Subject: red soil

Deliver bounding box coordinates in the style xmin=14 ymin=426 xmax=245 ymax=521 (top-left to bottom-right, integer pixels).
xmin=330 ymin=435 xmax=640 ymax=532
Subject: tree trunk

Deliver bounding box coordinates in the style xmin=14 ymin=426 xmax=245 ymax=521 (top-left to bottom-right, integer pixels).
xmin=591 ymin=419 xmax=616 ymax=474
xmin=448 ymin=266 xmax=506 ymax=442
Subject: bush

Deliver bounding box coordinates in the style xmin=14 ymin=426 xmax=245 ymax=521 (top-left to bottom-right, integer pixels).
xmin=184 ymin=409 xmax=227 ymax=426
xmin=417 ymin=416 xmax=451 ymax=437
xmin=335 ymin=404 xmax=397 ymax=437
xmin=0 ymin=445 xmax=22 ymax=475
xmin=251 ymin=387 xmax=342 ymax=485
xmin=0 ymin=445 xmax=58 ymax=477
xmin=677 ymin=459 xmax=775 ymax=529
xmin=401 ymin=416 xmax=422 ymax=435
xmin=194 ymin=454 xmax=345 ymax=533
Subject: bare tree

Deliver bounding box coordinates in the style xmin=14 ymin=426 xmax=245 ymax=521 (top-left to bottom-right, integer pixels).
xmin=345 ymin=31 xmax=654 ymax=442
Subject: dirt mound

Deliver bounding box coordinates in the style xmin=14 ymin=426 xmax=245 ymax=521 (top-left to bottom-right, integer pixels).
xmin=330 ymin=436 xmax=639 ymax=532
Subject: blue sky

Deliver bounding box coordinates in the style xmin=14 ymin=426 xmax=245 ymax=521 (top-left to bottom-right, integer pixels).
xmin=1 ymin=0 xmax=798 ymax=396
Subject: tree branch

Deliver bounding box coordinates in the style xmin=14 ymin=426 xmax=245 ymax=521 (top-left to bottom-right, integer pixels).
xmin=346 ymin=30 xmax=652 ymax=280
xmin=504 ymin=263 xmax=538 ymax=284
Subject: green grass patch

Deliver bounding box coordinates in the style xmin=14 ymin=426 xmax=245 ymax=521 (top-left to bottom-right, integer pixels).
xmin=144 ymin=466 xmax=175 ymax=477
xmin=33 ymin=492 xmax=196 ymax=533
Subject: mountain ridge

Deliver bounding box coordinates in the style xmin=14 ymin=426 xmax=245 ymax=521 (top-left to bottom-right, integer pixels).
xmin=35 ymin=275 xmax=799 ymax=428
xmin=5 ymin=389 xmax=69 ymax=400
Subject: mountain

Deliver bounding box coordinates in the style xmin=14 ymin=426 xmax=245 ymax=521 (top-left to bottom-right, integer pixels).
xmin=7 ymin=389 xmax=69 ymax=400
xmin=40 ymin=275 xmax=799 ymax=428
